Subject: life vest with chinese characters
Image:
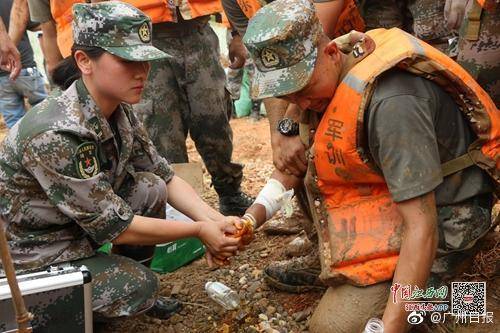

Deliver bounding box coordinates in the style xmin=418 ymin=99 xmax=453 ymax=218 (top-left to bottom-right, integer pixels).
xmin=51 ymin=0 xmax=223 ymax=57
xmin=236 ymin=0 xmax=364 ymax=36
xmin=311 ymin=28 xmax=499 ymax=286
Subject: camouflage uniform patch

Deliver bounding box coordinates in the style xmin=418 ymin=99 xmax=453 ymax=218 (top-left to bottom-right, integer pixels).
xmin=136 ymin=21 xmax=244 ymax=194
xmin=360 ymin=0 xmax=456 ymax=54
xmin=457 ymin=1 xmax=500 ymax=107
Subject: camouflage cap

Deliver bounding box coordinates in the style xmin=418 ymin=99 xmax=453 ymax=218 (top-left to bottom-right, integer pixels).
xmin=72 ymin=1 xmax=168 ymax=61
xmin=243 ymin=0 xmax=322 ymax=99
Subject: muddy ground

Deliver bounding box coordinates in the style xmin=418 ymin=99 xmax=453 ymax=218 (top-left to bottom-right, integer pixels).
xmin=100 ymin=117 xmax=498 ymax=333
xmin=0 ymin=117 xmax=498 ymax=333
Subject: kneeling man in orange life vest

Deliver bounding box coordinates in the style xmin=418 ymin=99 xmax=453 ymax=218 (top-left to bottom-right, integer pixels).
xmin=234 ymin=0 xmax=499 ymax=332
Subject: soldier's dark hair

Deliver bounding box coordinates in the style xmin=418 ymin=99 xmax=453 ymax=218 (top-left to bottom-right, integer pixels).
xmin=51 ymin=45 xmax=106 ymax=90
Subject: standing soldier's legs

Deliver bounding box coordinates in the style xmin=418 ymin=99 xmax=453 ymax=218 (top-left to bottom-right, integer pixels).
xmin=457 ymin=1 xmax=500 ymax=107
xmin=407 ymin=0 xmax=456 ymax=55
xmin=182 ymin=23 xmax=252 ymax=216
xmin=137 ymin=34 xmax=190 ymax=163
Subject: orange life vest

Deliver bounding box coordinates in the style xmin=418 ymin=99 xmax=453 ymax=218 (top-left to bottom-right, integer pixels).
xmin=51 ymin=0 xmax=223 ymax=57
xmin=236 ymin=0 xmax=365 ymax=36
xmin=310 ymin=28 xmax=499 ymax=286
xmin=477 ymin=0 xmax=497 ymax=11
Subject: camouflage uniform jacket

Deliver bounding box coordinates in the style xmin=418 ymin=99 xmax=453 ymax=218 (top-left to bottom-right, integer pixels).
xmin=0 ymin=79 xmax=174 ymax=274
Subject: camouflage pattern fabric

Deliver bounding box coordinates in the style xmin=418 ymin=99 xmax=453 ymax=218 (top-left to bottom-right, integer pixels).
xmin=72 ymin=1 xmax=168 ymax=61
xmin=226 ymin=57 xmax=256 ymax=100
xmin=457 ymin=1 xmax=500 ymax=107
xmin=136 ymin=21 xmax=243 ymax=195
xmin=73 ymin=253 xmax=159 ymax=320
xmin=0 ymin=79 xmax=174 ymax=275
xmin=360 ymin=0 xmax=456 ymax=54
xmin=242 ymin=0 xmax=323 ymax=99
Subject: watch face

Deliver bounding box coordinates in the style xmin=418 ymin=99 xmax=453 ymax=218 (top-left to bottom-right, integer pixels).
xmin=279 ymin=119 xmax=292 ymax=133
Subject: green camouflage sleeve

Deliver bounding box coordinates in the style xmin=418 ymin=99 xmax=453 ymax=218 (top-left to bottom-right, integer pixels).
xmin=22 ymin=131 xmax=134 ymax=245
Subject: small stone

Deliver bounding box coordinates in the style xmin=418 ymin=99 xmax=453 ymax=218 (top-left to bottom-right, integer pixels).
xmin=174 ymin=323 xmax=185 ymax=333
xmin=257 ymin=298 xmax=269 ymax=308
xmin=258 ymin=313 xmax=269 ymax=321
xmin=258 ymin=321 xmax=271 ymax=331
xmin=170 ymin=282 xmax=184 ymax=296
xmin=259 ymin=252 xmax=269 ymax=258
xmin=229 ymin=270 xmax=235 ymax=275
xmin=293 ymin=310 xmax=309 ymax=322
xmin=239 ymin=263 xmax=250 ymax=271
xmin=266 ymin=306 xmax=276 ymax=316
xmin=251 ymin=269 xmax=263 ymax=279
xmin=151 ymin=318 xmax=162 ymax=325
xmin=239 ymin=276 xmax=247 ymax=285
xmin=165 ymin=326 xmax=175 ymax=333
xmin=220 ymin=323 xmax=230 ymax=333
xmin=265 ymin=329 xmax=280 ymax=333
xmin=245 ymin=326 xmax=259 ymax=333
xmin=180 ymin=288 xmax=190 ymax=295
xmin=252 ymin=292 xmax=263 ymax=300
xmin=236 ymin=310 xmax=249 ymax=322
xmin=248 ymin=281 xmax=261 ymax=294
xmin=279 ymin=320 xmax=286 ymax=326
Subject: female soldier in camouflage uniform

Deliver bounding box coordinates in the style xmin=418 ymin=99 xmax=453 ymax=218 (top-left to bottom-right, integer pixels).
xmin=0 ymin=1 xmax=240 ymax=322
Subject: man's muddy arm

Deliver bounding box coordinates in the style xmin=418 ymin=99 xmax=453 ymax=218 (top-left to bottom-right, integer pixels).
xmin=382 ymin=192 xmax=439 ymax=333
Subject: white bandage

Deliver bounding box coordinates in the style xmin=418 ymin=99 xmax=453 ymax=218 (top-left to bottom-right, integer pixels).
xmin=254 ymin=179 xmax=294 ymax=220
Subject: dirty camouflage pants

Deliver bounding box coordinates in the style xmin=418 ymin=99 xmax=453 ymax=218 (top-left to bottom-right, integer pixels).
xmin=308 ymin=193 xmax=493 ymax=333
xmin=457 ymin=1 xmax=500 ymax=107
xmin=137 ymin=20 xmax=243 ymax=194
xmin=72 ymin=172 xmax=167 ymax=320
xmin=360 ymin=0 xmax=455 ymax=54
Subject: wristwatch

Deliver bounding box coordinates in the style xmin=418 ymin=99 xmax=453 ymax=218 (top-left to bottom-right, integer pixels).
xmin=277 ymin=118 xmax=299 ymax=136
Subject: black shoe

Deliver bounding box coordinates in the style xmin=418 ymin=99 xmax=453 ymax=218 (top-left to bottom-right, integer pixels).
xmin=219 ymin=191 xmax=254 ymax=216
xmin=145 ymin=296 xmax=182 ymax=320
xmin=263 ymin=251 xmax=325 ymax=293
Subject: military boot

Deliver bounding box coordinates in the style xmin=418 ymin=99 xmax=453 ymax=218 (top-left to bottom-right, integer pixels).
xmin=218 ymin=190 xmax=254 ymax=216
xmin=264 ymin=249 xmax=325 ymax=293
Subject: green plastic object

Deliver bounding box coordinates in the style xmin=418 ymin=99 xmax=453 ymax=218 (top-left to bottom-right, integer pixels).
xmin=150 ymin=238 xmax=205 ymax=273
xmin=97 ymin=242 xmax=112 ymax=254
xmin=234 ymin=68 xmax=252 ymax=118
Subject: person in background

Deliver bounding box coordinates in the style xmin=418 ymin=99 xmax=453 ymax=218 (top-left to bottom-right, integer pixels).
xmin=0 ymin=0 xmax=46 ymax=128
xmin=0 ymin=2 xmax=241 ymax=324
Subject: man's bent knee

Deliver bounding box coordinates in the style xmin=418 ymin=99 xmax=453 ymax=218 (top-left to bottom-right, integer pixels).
xmin=309 ymin=283 xmax=390 ymax=333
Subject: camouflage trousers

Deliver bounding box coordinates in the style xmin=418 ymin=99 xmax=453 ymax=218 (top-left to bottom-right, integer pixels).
xmin=457 ymin=1 xmax=500 ymax=107
xmin=360 ymin=0 xmax=455 ymax=54
xmin=136 ymin=20 xmax=243 ymax=194
xmin=72 ymin=172 xmax=167 ymax=320
xmin=308 ymin=193 xmax=493 ymax=333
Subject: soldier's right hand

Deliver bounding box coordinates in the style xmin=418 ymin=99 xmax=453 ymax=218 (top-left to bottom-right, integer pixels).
xmin=197 ymin=220 xmax=241 ymax=259
xmin=228 ymin=33 xmax=247 ymax=69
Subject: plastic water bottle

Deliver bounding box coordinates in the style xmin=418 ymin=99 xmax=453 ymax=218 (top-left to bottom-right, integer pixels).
xmin=205 ymin=281 xmax=240 ymax=310
xmin=363 ymin=318 xmax=384 ymax=333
